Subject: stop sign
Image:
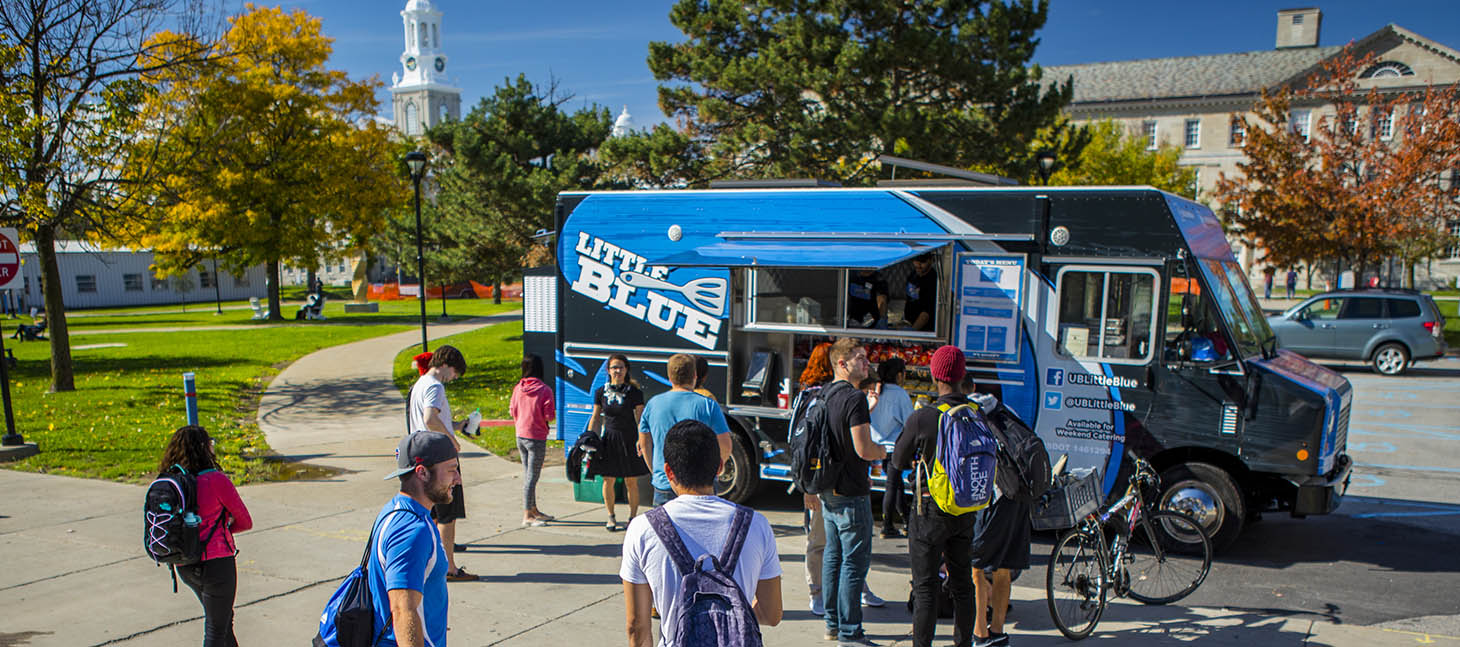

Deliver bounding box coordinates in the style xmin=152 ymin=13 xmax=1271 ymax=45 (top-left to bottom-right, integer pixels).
xmin=0 ymin=228 xmax=21 ymax=291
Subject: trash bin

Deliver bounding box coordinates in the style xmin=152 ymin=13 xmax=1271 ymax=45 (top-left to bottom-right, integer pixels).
xmin=573 ymin=463 xmax=626 ymax=504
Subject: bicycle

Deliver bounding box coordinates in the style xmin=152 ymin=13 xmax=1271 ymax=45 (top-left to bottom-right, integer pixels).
xmin=1044 ymin=455 xmax=1213 ymax=640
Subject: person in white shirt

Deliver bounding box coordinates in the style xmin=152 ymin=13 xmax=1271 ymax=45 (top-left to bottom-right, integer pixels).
xmin=620 ymin=420 xmax=783 ymax=647
xmin=407 ymin=345 xmax=476 ymax=582
xmin=867 ymin=357 xmax=915 ymax=538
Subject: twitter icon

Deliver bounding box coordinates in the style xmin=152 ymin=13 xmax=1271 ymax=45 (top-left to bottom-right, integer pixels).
xmin=1044 ymin=391 xmax=1062 ymax=410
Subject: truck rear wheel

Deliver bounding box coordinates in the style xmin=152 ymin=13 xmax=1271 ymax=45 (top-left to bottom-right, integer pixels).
xmin=1158 ymin=462 xmax=1245 ymax=552
xmin=715 ymin=433 xmax=760 ymax=504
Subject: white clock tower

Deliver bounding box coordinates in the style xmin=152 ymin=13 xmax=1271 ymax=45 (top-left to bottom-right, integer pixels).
xmin=390 ymin=0 xmax=460 ymax=136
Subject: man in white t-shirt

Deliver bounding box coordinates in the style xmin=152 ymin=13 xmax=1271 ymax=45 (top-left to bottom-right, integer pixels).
xmin=407 ymin=345 xmax=475 ymax=582
xmin=620 ymin=420 xmax=783 ymax=647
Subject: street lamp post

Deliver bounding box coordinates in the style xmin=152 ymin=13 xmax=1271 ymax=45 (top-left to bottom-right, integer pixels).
xmin=405 ymin=150 xmax=429 ymax=352
xmin=1036 ymin=149 xmax=1057 ymax=186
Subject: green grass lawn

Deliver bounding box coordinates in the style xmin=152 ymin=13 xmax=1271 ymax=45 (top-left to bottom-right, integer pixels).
xmin=54 ymin=298 xmax=519 ymax=331
xmin=1438 ymin=297 xmax=1460 ymax=350
xmin=4 ymin=324 xmax=426 ymax=484
xmin=390 ymin=320 xmax=555 ymax=461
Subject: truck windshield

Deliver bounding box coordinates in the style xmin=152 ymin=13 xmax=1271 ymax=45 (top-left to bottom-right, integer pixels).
xmin=1196 ymin=258 xmax=1275 ymax=358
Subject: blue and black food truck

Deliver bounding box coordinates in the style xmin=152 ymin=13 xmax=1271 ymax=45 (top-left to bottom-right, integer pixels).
xmin=523 ymin=185 xmax=1352 ymax=549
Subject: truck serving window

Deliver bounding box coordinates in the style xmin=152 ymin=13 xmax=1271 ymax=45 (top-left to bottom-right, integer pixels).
xmin=751 ymin=268 xmax=844 ymax=327
xmin=1054 ymin=267 xmax=1158 ymax=364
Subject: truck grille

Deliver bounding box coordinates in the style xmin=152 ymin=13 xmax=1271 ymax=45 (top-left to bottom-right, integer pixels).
xmin=1334 ymin=403 xmax=1351 ymax=453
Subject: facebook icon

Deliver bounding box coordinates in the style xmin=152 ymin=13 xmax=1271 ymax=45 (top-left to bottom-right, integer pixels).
xmin=1046 ymin=368 xmax=1064 ymax=387
xmin=1044 ymin=391 xmax=1063 ymax=410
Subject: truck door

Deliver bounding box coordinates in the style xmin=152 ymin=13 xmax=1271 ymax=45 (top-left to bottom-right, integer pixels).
xmin=1150 ymin=261 xmax=1244 ymax=455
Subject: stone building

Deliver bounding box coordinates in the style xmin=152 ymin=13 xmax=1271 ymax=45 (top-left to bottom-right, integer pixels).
xmin=1045 ymin=8 xmax=1460 ymax=289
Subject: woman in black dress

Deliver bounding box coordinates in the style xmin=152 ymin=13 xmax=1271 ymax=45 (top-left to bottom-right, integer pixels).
xmin=587 ymin=353 xmax=648 ymax=530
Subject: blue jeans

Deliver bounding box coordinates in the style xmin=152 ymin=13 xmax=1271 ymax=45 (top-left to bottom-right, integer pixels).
xmin=653 ymin=487 xmax=676 ymax=507
xmin=821 ymin=493 xmax=873 ymax=640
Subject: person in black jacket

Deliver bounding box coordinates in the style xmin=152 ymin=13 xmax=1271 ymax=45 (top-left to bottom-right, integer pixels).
xmin=892 ymin=345 xmax=978 ymax=647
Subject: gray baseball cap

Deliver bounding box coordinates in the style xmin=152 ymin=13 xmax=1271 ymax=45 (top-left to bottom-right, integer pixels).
xmin=384 ymin=432 xmax=458 ymax=480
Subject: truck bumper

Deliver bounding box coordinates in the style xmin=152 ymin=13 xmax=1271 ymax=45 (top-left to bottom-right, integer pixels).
xmin=1292 ymin=453 xmax=1352 ymax=517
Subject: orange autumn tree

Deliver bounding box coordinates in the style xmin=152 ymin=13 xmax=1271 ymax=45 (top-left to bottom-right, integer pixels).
xmin=1215 ymin=49 xmax=1460 ymax=287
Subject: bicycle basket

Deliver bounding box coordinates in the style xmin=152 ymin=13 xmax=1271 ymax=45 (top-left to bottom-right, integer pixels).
xmin=1032 ymin=469 xmax=1102 ymax=531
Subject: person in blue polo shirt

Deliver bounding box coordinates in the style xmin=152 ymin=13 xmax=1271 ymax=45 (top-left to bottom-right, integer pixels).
xmin=638 ymin=353 xmax=731 ymax=506
xmin=372 ymin=432 xmax=461 ymax=646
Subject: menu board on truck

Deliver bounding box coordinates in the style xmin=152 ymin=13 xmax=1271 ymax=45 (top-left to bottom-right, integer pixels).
xmin=953 ymin=253 xmax=1025 ymax=364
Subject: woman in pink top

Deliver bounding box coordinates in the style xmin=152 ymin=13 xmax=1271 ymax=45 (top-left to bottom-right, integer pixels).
xmin=509 ymin=354 xmax=555 ymax=526
xmin=159 ymin=425 xmax=253 ymax=647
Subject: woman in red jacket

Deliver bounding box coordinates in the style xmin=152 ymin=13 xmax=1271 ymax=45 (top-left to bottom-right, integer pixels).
xmin=159 ymin=425 xmax=253 ymax=647
xmin=509 ymin=354 xmax=556 ymax=526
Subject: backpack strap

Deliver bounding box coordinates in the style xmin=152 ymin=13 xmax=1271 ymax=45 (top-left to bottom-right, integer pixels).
xmin=363 ymin=506 xmax=426 ymax=646
xmin=645 ymin=506 xmax=697 ymax=575
xmin=716 ymin=505 xmax=755 ymax=573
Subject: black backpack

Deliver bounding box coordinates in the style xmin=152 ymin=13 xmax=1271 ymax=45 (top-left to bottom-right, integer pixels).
xmin=984 ymin=405 xmax=1053 ymax=505
xmin=143 ymin=465 xmax=225 ymax=591
xmin=788 ymin=382 xmax=849 ymax=495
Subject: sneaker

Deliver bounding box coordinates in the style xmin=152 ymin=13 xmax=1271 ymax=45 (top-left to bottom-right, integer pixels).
xmin=446 ymin=566 xmax=477 ymax=582
xmin=973 ymin=633 xmax=1008 ymax=647
xmin=823 ymin=629 xmax=837 ymax=641
xmin=811 ymin=594 xmax=825 ymax=617
xmin=837 ymin=635 xmax=880 ymax=647
xmin=521 ymin=519 xmax=546 ymax=527
xmin=453 ymin=543 xmax=467 ymax=552
xmin=880 ymin=527 xmax=903 ymax=539
xmin=861 ymin=590 xmax=886 ymax=608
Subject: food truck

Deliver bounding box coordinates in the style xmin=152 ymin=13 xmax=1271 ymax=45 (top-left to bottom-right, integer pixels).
xmin=526 ymin=185 xmax=1352 ymax=549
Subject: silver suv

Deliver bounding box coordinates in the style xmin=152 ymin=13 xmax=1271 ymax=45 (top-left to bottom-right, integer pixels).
xmin=1267 ymin=289 xmax=1448 ymax=375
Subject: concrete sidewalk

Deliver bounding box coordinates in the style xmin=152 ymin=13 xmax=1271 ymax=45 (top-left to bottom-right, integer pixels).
xmin=1 ymin=313 xmax=1455 ymax=646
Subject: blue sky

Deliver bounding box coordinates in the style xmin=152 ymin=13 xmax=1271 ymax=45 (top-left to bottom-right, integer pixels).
xmin=279 ymin=1 xmax=1460 ymax=128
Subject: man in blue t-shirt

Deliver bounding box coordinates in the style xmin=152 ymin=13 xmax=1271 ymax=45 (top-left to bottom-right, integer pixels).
xmin=638 ymin=353 xmax=732 ymax=506
xmin=371 ymin=432 xmax=461 ymax=646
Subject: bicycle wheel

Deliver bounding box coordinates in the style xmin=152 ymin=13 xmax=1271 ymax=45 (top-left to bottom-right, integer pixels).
xmin=1126 ymin=510 xmax=1212 ymax=605
xmin=1046 ymin=525 xmax=1108 ymax=640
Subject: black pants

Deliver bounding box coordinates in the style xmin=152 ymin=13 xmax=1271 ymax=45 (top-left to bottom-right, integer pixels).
xmin=177 ymin=556 xmax=238 ymax=647
xmin=882 ymin=468 xmax=906 ymax=531
xmin=908 ymin=505 xmax=977 ymax=647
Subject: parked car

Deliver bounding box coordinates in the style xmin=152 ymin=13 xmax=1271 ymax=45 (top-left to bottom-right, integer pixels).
xmin=1267 ymin=289 xmax=1448 ymax=375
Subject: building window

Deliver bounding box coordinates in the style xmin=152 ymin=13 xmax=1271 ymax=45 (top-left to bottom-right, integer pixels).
xmin=198 ymin=269 xmax=214 ymax=289
xmin=431 ymin=23 xmax=439 ymax=49
xmin=151 ymin=274 xmax=168 ymax=291
xmin=1289 ymin=109 xmax=1311 ymax=142
xmin=1055 ymin=267 xmax=1158 ymax=364
xmin=1189 ymin=167 xmax=1200 ymax=197
xmin=1229 ymin=119 xmax=1245 ymax=147
xmin=1291 ymin=14 xmax=1304 ymax=25
xmin=75 ymin=275 xmax=97 ymax=293
xmin=1360 ymin=61 xmax=1414 ymax=79
xmin=123 ymin=274 xmax=143 ymax=292
xmin=1184 ymin=119 xmax=1201 ymax=148
xmin=1375 ymin=110 xmax=1394 ymax=141
xmin=1447 ymin=220 xmax=1460 ymax=260
xmin=404 ymin=100 xmax=420 ymax=136
xmin=1141 ymin=120 xmax=1157 ymax=150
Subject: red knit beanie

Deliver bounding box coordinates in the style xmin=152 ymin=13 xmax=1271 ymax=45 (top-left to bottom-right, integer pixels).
xmin=414 ymin=351 xmax=434 ymax=376
xmin=929 ymin=345 xmax=966 ymax=384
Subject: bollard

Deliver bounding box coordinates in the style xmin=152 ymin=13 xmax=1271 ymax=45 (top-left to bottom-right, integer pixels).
xmin=183 ymin=372 xmax=198 ymax=426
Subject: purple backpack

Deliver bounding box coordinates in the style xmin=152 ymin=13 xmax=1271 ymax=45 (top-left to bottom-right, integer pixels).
xmin=645 ymin=505 xmax=763 ymax=647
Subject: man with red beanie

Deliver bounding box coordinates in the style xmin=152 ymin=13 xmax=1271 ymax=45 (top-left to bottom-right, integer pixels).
xmin=892 ymin=345 xmax=980 ymax=647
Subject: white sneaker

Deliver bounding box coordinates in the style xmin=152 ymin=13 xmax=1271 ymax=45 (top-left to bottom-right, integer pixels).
xmin=810 ymin=593 xmax=825 ymax=616
xmin=861 ymin=589 xmax=885 ymax=608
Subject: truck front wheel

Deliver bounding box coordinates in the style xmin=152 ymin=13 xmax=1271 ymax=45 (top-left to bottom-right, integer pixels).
xmin=1158 ymin=462 xmax=1245 ymax=552
xmin=715 ymin=433 xmax=761 ymax=504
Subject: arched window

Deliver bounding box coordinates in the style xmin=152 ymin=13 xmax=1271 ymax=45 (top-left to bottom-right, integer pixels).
xmin=1360 ymin=61 xmax=1414 ymax=78
xmin=404 ymin=100 xmax=420 ymax=135
xmin=432 ymin=23 xmax=439 ymax=48
xmin=419 ymin=24 xmax=428 ymax=50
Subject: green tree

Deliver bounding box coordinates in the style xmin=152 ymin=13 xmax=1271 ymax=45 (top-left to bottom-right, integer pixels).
xmin=423 ymin=75 xmax=613 ymax=289
xmin=126 ymin=4 xmax=405 ymax=320
xmin=0 ymin=0 xmax=220 ymax=392
xmin=644 ymin=0 xmax=1075 ymax=185
xmin=1047 ymin=120 xmax=1197 ymax=197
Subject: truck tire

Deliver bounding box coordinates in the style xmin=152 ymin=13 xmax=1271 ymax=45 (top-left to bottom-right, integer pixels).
xmin=1158 ymin=462 xmax=1244 ymax=552
xmin=1370 ymin=342 xmax=1409 ymax=376
xmin=715 ymin=432 xmax=760 ymax=504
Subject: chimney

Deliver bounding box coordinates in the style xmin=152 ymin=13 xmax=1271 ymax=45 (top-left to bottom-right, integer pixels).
xmin=1276 ymin=8 xmax=1322 ymax=49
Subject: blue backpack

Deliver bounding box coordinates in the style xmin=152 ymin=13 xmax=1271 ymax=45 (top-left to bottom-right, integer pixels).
xmin=313 ymin=507 xmax=424 ymax=647
xmin=920 ymin=403 xmax=999 ymax=515
xmin=645 ymin=505 xmax=763 ymax=647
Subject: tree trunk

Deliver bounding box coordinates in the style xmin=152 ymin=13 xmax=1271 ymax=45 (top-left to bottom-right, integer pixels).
xmin=440 ymin=284 xmax=448 ymax=319
xmin=306 ymin=267 xmax=317 ymax=294
xmin=267 ymin=259 xmax=284 ymax=321
xmin=492 ymin=274 xmax=502 ymax=305
xmin=1405 ymin=261 xmax=1416 ymax=290
xmin=35 ymin=224 xmax=75 ymax=392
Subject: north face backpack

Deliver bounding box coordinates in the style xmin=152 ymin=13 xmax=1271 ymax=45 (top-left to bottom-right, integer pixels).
xmin=314 ymin=507 xmax=424 ymax=647
xmin=920 ymin=403 xmax=998 ymax=515
xmin=645 ymin=505 xmax=763 ymax=647
xmin=143 ymin=465 xmax=225 ymax=592
xmin=787 ymin=382 xmax=847 ymax=495
xmin=985 ymin=405 xmax=1054 ymax=505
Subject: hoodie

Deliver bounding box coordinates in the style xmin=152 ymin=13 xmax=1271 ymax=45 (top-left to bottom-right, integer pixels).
xmin=509 ymin=377 xmax=555 ymax=440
